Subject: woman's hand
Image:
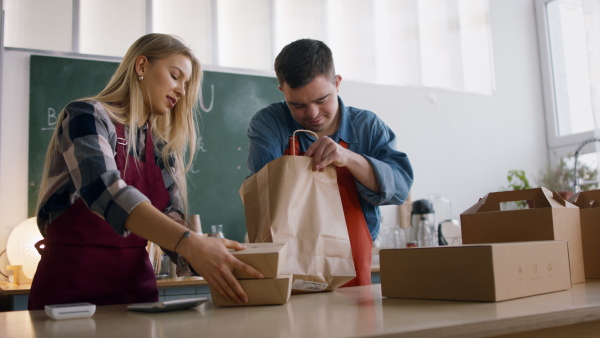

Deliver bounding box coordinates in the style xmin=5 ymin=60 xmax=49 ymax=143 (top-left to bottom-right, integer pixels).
xmin=126 ymin=202 xmax=263 ymax=304
xmin=177 ymin=233 xmax=264 ymax=303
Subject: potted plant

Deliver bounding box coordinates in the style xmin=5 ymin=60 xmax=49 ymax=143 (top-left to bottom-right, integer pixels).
xmin=503 ymin=170 xmax=533 ymax=209
xmin=505 ymin=170 xmax=533 ymax=191
xmin=537 ymin=157 xmax=599 ymax=200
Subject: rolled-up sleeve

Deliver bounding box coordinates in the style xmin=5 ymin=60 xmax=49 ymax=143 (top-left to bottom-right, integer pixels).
xmin=159 ymin=156 xmax=185 ymax=218
xmin=356 ymin=117 xmax=413 ymax=207
xmin=58 ymin=101 xmax=149 ymax=236
xmin=247 ymin=112 xmax=286 ymax=175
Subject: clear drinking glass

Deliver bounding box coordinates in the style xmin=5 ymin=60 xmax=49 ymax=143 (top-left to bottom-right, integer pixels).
xmin=393 ymin=226 xmax=406 ymax=248
xmin=381 ymin=227 xmax=396 ymax=248
xmin=211 ymin=224 xmax=225 ymax=238
xmin=417 ymin=217 xmax=432 ymax=248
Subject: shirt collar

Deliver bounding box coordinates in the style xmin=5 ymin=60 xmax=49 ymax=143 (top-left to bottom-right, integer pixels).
xmin=331 ymin=96 xmax=358 ymax=144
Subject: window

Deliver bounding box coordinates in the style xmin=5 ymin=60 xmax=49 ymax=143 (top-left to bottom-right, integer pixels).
xmin=4 ymin=0 xmax=72 ymax=52
xmin=545 ymin=0 xmax=597 ymax=137
xmin=274 ymin=0 xmax=326 ymax=54
xmin=217 ymin=0 xmax=272 ymax=71
xmin=153 ymin=0 xmax=214 ymax=65
xmin=273 ymin=0 xmax=494 ymax=93
xmin=3 ymin=0 xmax=494 ymax=94
xmin=79 ymin=0 xmax=146 ymax=56
xmin=536 ymin=0 xmax=600 ymax=182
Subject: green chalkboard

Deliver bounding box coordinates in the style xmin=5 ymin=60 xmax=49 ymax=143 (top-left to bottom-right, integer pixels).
xmin=28 ymin=55 xmax=282 ymax=242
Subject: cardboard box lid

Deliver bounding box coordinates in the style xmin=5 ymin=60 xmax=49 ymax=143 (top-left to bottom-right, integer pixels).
xmin=461 ymin=187 xmax=577 ymax=214
xmin=232 ymin=243 xmax=288 ymax=279
xmin=210 ymin=274 xmax=293 ymax=307
xmin=569 ymin=189 xmax=600 ymax=209
xmin=380 ymin=241 xmax=571 ymax=302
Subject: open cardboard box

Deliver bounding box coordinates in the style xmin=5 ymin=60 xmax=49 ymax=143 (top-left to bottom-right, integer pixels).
xmin=460 ymin=187 xmax=584 ymax=284
xmin=232 ymin=243 xmax=287 ymax=279
xmin=210 ymin=274 xmax=293 ymax=307
xmin=380 ymin=241 xmax=571 ymax=302
xmin=569 ymin=190 xmax=600 ymax=278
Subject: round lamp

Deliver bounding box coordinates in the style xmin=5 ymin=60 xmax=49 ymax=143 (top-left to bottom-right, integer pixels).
xmin=6 ymin=217 xmax=43 ymax=279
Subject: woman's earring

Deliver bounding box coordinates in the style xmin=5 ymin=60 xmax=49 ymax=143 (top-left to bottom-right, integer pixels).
xmin=138 ymin=75 xmax=144 ymax=82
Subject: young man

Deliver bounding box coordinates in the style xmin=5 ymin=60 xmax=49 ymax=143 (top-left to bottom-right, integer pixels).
xmin=246 ymin=39 xmax=413 ymax=286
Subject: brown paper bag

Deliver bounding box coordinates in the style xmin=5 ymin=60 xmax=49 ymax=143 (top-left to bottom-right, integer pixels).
xmin=240 ymin=155 xmax=356 ymax=292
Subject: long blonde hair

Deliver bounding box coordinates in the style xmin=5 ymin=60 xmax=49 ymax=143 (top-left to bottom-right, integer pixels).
xmin=38 ymin=33 xmax=201 ymax=221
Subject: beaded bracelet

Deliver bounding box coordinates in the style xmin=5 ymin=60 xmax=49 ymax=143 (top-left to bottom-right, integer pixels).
xmin=174 ymin=230 xmax=191 ymax=253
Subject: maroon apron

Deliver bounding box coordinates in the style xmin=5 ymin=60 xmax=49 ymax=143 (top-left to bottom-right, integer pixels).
xmin=28 ymin=122 xmax=170 ymax=310
xmin=285 ymin=136 xmax=372 ymax=286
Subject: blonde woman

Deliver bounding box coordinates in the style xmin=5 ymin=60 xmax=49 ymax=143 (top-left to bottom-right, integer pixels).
xmin=28 ymin=34 xmax=262 ymax=310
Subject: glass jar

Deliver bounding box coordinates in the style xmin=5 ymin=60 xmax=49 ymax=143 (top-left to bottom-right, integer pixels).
xmin=211 ymin=224 xmax=225 ymax=238
xmin=428 ymin=193 xmax=452 ymax=227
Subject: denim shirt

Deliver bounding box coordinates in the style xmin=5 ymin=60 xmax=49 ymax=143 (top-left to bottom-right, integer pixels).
xmin=246 ymin=96 xmax=414 ymax=240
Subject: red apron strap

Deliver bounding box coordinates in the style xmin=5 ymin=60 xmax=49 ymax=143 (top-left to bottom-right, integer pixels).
xmin=337 ymin=141 xmax=372 ymax=286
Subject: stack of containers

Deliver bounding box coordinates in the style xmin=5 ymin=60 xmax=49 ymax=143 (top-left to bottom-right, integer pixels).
xmin=209 ymin=243 xmax=292 ymax=307
xmin=380 ymin=187 xmax=580 ymax=302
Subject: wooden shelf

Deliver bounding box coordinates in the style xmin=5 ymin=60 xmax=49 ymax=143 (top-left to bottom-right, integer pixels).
xmin=0 ymin=276 xmax=208 ymax=296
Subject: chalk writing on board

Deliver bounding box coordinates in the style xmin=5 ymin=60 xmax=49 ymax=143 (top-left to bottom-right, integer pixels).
xmin=191 ymin=135 xmax=207 ymax=174
xmin=191 ymin=84 xmax=215 ymax=174
xmin=200 ymin=85 xmax=214 ymax=113
xmin=42 ymin=107 xmax=58 ymax=131
xmin=39 ymin=83 xmax=214 ymax=133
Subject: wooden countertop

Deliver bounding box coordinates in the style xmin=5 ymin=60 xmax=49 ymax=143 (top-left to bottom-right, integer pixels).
xmin=3 ymin=280 xmax=600 ymax=337
xmin=0 ymin=267 xmax=381 ymax=294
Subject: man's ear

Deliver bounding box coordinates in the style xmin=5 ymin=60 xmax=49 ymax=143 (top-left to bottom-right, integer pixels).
xmin=334 ymin=74 xmax=342 ymax=91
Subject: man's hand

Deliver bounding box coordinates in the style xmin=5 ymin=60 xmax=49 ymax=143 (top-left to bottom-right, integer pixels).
xmin=305 ymin=137 xmax=349 ymax=171
xmin=304 ymin=137 xmax=380 ymax=192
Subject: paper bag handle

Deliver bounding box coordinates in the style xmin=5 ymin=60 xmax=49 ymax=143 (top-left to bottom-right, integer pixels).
xmin=291 ymin=129 xmax=319 ymax=156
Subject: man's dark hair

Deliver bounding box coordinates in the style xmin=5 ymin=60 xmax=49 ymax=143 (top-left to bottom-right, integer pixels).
xmin=274 ymin=39 xmax=336 ymax=89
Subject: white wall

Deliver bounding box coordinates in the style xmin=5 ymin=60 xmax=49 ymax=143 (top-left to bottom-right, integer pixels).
xmin=0 ymin=50 xmax=30 ymax=277
xmin=342 ymin=0 xmax=547 ymax=225
xmin=0 ymin=0 xmax=548 ymax=279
